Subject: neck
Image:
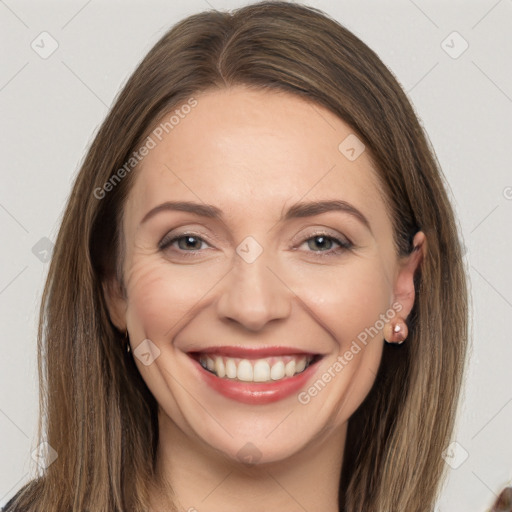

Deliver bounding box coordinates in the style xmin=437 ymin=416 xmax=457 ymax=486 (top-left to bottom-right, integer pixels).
xmin=149 ymin=408 xmax=346 ymax=512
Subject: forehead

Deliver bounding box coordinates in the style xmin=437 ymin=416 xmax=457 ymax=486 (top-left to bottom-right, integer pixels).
xmin=125 ymin=86 xmax=388 ymax=229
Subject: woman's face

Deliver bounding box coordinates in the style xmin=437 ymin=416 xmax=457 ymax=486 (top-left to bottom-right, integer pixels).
xmin=106 ymin=86 xmax=423 ymax=465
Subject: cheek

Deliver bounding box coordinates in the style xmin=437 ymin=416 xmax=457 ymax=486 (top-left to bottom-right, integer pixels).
xmin=123 ymin=256 xmax=226 ymax=338
xmin=289 ymin=258 xmax=392 ymax=346
xmin=288 ymin=260 xmax=390 ymax=423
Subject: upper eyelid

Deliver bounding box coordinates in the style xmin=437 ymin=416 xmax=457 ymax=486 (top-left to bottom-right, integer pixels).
xmin=160 ymin=224 xmax=350 ymax=241
xmin=159 ymin=226 xmax=228 ymax=246
xmin=294 ymin=229 xmax=352 ymax=244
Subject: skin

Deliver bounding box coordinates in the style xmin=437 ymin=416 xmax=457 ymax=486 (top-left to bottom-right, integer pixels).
xmin=105 ymin=85 xmax=426 ymax=512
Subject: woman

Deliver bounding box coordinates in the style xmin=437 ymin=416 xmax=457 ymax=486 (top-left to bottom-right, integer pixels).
xmin=3 ymin=2 xmax=473 ymax=511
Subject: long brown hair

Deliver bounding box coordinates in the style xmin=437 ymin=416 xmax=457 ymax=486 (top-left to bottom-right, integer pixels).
xmin=5 ymin=2 xmax=468 ymax=511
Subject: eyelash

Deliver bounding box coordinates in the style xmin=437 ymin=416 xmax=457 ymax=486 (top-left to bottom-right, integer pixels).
xmin=158 ymin=231 xmax=353 ymax=258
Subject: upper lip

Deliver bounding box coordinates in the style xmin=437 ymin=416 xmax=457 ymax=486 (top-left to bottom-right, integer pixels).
xmin=187 ymin=346 xmax=321 ymax=359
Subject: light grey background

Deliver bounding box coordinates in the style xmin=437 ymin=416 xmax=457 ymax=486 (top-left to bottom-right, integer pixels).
xmin=1 ymin=0 xmax=511 ymax=510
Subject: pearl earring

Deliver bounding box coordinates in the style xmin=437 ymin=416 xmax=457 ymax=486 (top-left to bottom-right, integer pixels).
xmin=383 ymin=316 xmax=408 ymax=344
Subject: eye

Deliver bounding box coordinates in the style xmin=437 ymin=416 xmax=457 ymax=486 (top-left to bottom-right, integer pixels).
xmin=158 ymin=231 xmax=353 ymax=258
xmin=299 ymin=233 xmax=353 ymax=255
xmin=159 ymin=233 xmax=210 ymax=253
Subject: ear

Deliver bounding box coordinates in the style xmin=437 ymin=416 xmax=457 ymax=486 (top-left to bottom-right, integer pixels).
xmin=102 ymin=276 xmax=128 ymax=332
xmin=392 ymin=231 xmax=427 ymax=318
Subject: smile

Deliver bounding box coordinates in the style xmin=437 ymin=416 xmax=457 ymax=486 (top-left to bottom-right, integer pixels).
xmin=196 ymin=354 xmax=316 ymax=383
xmin=187 ymin=347 xmax=324 ymax=405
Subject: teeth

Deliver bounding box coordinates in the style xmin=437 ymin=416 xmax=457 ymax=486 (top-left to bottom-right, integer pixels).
xmin=198 ymin=354 xmax=314 ymax=382
xmin=296 ymin=358 xmax=306 ymax=373
xmin=214 ymin=356 xmax=225 ymax=378
xmin=225 ymin=358 xmax=237 ymax=379
xmin=237 ymin=360 xmax=253 ymax=381
xmin=253 ymin=360 xmax=270 ymax=382
xmin=285 ymin=360 xmax=296 ymax=377
xmin=270 ymin=361 xmax=285 ymax=380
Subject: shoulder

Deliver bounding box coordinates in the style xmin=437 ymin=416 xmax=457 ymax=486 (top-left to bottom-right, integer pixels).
xmin=2 ymin=493 xmax=27 ymax=512
xmin=1 ymin=494 xmax=23 ymax=511
xmin=1 ymin=479 xmax=40 ymax=512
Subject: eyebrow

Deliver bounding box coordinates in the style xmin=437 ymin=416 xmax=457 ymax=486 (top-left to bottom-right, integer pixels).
xmin=140 ymin=199 xmax=372 ymax=232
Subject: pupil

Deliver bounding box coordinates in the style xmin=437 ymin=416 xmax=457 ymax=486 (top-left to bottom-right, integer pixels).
xmin=309 ymin=236 xmax=331 ymax=251
xmin=180 ymin=236 xmax=200 ymax=250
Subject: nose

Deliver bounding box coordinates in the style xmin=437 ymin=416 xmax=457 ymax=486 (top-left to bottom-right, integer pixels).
xmin=215 ymin=253 xmax=292 ymax=332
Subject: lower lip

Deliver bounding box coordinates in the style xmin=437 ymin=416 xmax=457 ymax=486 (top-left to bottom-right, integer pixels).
xmin=190 ymin=356 xmax=322 ymax=405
